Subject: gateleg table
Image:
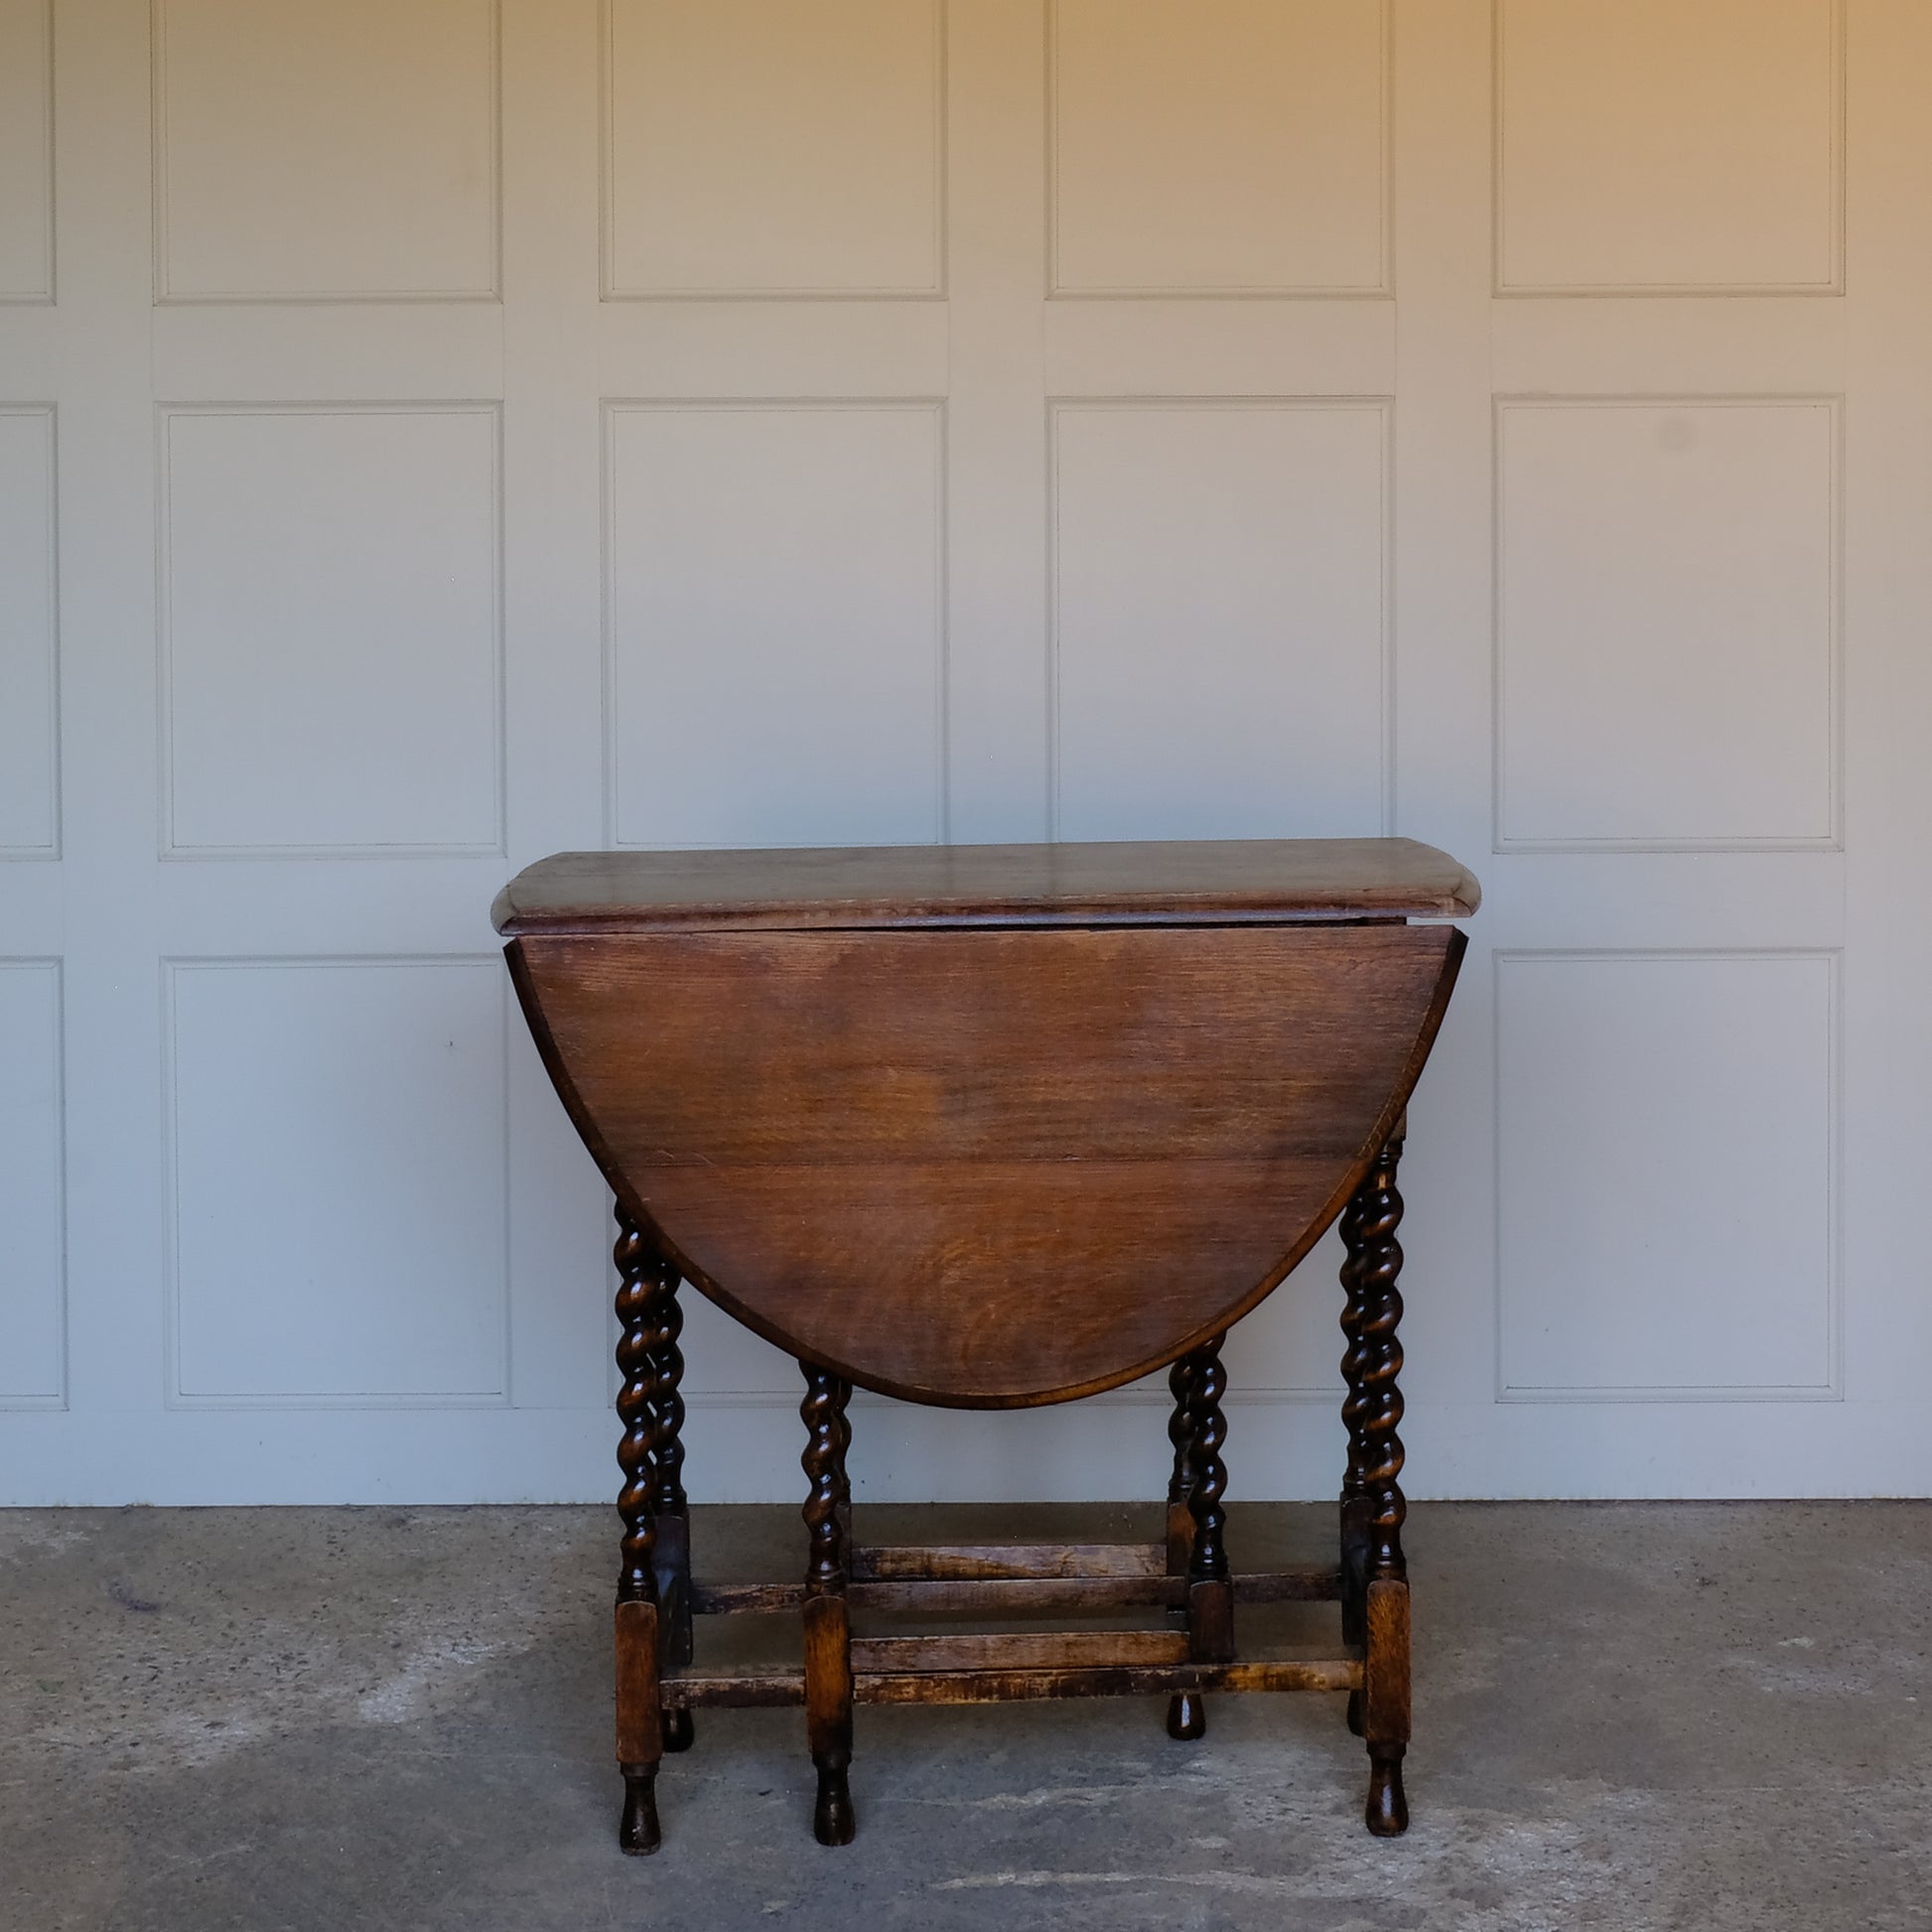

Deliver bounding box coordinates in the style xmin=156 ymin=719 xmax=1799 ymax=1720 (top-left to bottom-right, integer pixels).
xmin=492 ymin=837 xmax=1477 ymax=1852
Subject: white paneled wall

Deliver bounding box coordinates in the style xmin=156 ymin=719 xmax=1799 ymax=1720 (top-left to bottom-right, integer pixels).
xmin=153 ymin=0 xmax=499 ymax=302
xmin=1494 ymin=398 xmax=1839 ymax=850
xmin=0 ymin=961 xmax=64 ymax=1407
xmin=604 ymin=0 xmax=945 ymax=299
xmin=606 ymin=401 xmax=946 ymax=848
xmin=165 ymin=958 xmax=510 ymax=1404
xmin=1495 ymin=951 xmax=1838 ymax=1401
xmin=1050 ymin=399 xmax=1389 ymax=841
xmin=1495 ymin=0 xmax=1842 ymax=295
xmin=3 ymin=0 xmax=1929 ymax=1505
xmin=1049 ymin=0 xmax=1388 ymax=297
xmin=160 ymin=405 xmax=503 ymax=854
xmin=0 ymin=0 xmax=54 ymax=303
xmin=0 ymin=407 xmax=57 ymax=853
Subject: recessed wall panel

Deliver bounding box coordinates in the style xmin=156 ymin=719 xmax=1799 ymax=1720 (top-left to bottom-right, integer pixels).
xmin=161 ymin=406 xmax=501 ymax=855
xmin=1052 ymin=401 xmax=1387 ymax=841
xmin=168 ymin=959 xmax=508 ymax=1403
xmin=0 ymin=0 xmax=53 ymax=301
xmin=154 ymin=0 xmax=498 ymax=301
xmin=0 ymin=961 xmax=63 ymax=1405
xmin=0 ymin=407 xmax=57 ymax=853
xmin=1051 ymin=0 xmax=1387 ymax=297
xmin=606 ymin=402 xmax=944 ymax=848
xmin=1497 ymin=952 xmax=1836 ymax=1399
xmin=1496 ymin=399 xmax=1837 ymax=850
xmin=1497 ymin=0 xmax=1841 ymax=294
xmin=605 ymin=0 xmax=943 ymax=298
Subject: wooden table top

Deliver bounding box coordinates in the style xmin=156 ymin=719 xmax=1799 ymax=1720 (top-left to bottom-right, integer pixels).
xmin=492 ymin=838 xmax=1479 ymax=935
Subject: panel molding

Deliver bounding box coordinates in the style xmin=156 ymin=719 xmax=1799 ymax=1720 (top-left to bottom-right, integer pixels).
xmin=162 ymin=954 xmax=513 ymax=1410
xmin=0 ymin=402 xmax=59 ymax=859
xmin=600 ymin=396 xmax=950 ymax=848
xmin=1492 ymin=946 xmax=1843 ymax=1404
xmin=1492 ymin=0 xmax=1846 ymax=299
xmin=0 ymin=0 xmax=55 ymax=305
xmin=599 ymin=0 xmax=949 ymax=302
xmin=0 ymin=956 xmax=65 ymax=1410
xmin=1492 ymin=393 xmax=1844 ymax=854
xmin=1046 ymin=395 xmax=1395 ymax=842
xmin=1046 ymin=0 xmax=1392 ymax=301
xmin=156 ymin=400 xmax=506 ymax=859
xmin=150 ymin=0 xmax=504 ymax=304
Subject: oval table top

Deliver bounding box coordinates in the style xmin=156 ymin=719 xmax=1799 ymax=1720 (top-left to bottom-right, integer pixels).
xmin=493 ymin=837 xmax=1480 ymax=935
xmin=499 ymin=840 xmax=1477 ymax=1408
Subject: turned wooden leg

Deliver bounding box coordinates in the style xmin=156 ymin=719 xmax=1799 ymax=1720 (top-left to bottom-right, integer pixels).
xmin=1340 ymin=1133 xmax=1410 ymax=1836
xmin=613 ymin=1207 xmax=668 ymax=1853
xmin=800 ymin=1363 xmax=856 ymax=1847
xmin=648 ymin=1266 xmax=695 ymax=1749
xmin=1338 ymin=1138 xmax=1377 ymax=1738
xmin=1178 ymin=1333 xmax=1234 ymax=1737
xmin=1164 ymin=1354 xmax=1206 ymax=1738
xmin=1165 ymin=1353 xmax=1197 ymax=1574
xmin=832 ymin=1363 xmax=855 ymax=1562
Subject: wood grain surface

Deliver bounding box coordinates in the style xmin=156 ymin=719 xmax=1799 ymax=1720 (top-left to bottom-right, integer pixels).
xmin=509 ymin=920 xmax=1464 ymax=1405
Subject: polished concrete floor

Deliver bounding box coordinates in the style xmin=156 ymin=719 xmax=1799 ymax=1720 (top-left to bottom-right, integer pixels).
xmin=3 ymin=1500 xmax=1927 ymax=1931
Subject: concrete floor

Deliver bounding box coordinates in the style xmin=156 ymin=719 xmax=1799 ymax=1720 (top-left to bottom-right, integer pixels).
xmin=2 ymin=1502 xmax=1927 ymax=1932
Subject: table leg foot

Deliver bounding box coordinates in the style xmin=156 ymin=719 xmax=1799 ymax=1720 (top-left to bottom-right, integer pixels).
xmin=661 ymin=1706 xmax=695 ymax=1753
xmin=1165 ymin=1691 xmax=1206 ymax=1739
xmin=813 ymin=1759 xmax=856 ymax=1847
xmin=619 ymin=1764 xmax=661 ymax=1854
xmin=1365 ymin=1744 xmax=1408 ymax=1836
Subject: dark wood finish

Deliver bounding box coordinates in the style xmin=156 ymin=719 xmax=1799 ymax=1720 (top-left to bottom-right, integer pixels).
xmin=1183 ymin=1337 xmax=1232 ymax=1591
xmin=1363 ymin=1582 xmax=1412 ymax=1837
xmin=611 ymin=1209 xmax=664 ymax=1854
xmin=853 ymin=1541 xmax=1167 ymax=1582
xmin=661 ymin=1667 xmax=807 ymax=1711
xmin=1339 ymin=1138 xmax=1412 ymax=1832
xmin=644 ymin=1255 xmax=695 ymax=1750
xmin=1346 ymin=1135 xmax=1409 ymax=1587
xmin=492 ymin=837 xmax=1480 ymax=936
xmin=691 ymin=1564 xmax=1340 ymax=1618
xmin=1229 ymin=1567 xmax=1344 ymax=1605
xmin=1338 ymin=1135 xmax=1379 ymax=1736
xmin=614 ymin=1599 xmax=661 ymax=1854
xmin=1171 ymin=1337 xmax=1236 ymax=1736
xmin=499 ymin=838 xmax=1474 ymax=1849
xmin=1164 ymin=1359 xmax=1204 ymax=1738
xmin=507 ymin=921 xmax=1464 ymax=1405
xmin=613 ymin=1209 xmax=660 ymax=1608
xmin=1166 ymin=1404 xmax=1208 ymax=1745
xmin=857 ymin=1657 xmax=1360 ymax=1705
xmin=800 ymin=1365 xmax=856 ymax=1847
xmin=850 ymin=1630 xmax=1189 ymax=1674
xmin=1165 ymin=1687 xmax=1209 ymax=1740
xmin=648 ymin=1262 xmax=693 ymax=1652
xmin=1165 ymin=1355 xmax=1197 ymax=1575
xmin=660 ymin=1652 xmax=1365 ymax=1711
xmin=1183 ymin=1343 xmax=1236 ymax=1706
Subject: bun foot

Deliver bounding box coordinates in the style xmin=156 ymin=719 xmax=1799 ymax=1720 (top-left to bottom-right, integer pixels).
xmin=813 ymin=1764 xmax=856 ymax=1847
xmin=619 ymin=1765 xmax=661 ymax=1855
xmin=661 ymin=1706 xmax=696 ymax=1752
xmin=1365 ymin=1745 xmax=1408 ymax=1837
xmin=1346 ymin=1689 xmax=1364 ymax=1736
xmin=1166 ymin=1691 xmax=1206 ymax=1740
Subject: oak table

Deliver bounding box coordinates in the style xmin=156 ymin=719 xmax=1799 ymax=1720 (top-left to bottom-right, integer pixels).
xmin=493 ymin=837 xmax=1478 ymax=1853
